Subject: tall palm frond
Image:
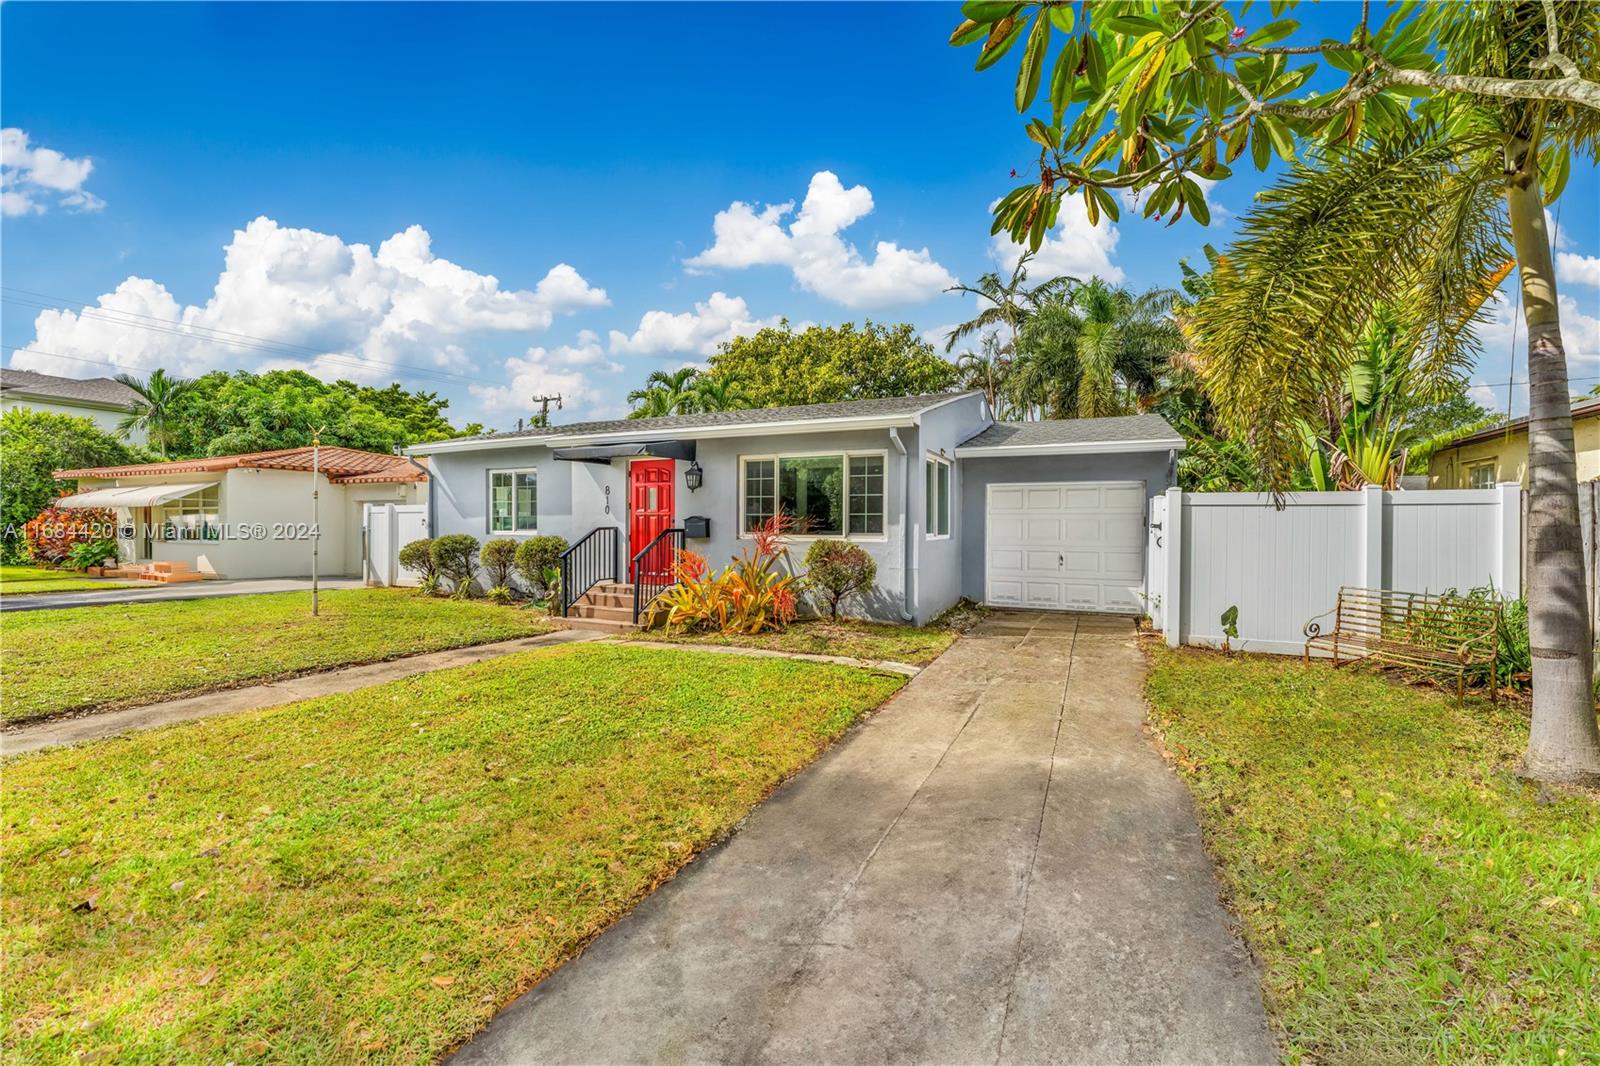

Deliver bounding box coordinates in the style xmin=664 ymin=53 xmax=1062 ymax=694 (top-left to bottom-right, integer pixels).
xmin=1192 ymin=125 xmax=1511 ymax=487
xmin=114 ymin=367 xmax=193 ymax=459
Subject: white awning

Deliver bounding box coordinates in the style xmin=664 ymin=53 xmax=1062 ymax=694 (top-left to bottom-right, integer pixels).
xmin=53 ymin=482 xmax=215 ymax=509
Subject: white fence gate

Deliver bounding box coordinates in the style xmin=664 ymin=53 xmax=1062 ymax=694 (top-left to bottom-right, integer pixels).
xmin=363 ymin=503 xmax=428 ymax=587
xmin=1151 ymin=485 xmax=1522 ymax=655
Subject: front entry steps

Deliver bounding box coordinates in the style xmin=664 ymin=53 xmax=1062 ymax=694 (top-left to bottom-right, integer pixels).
xmin=565 ymin=581 xmax=641 ymax=633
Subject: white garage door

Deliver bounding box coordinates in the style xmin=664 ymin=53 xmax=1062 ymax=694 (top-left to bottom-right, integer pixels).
xmin=985 ymin=482 xmax=1146 ymax=613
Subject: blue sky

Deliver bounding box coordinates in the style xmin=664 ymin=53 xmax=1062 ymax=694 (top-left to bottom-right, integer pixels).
xmin=3 ymin=1 xmax=1597 ymax=430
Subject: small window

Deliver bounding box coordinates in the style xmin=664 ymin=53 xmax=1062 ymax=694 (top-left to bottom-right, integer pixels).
xmin=490 ymin=469 xmax=537 ymax=533
xmin=925 ymin=457 xmax=951 ymax=538
xmin=744 ymin=459 xmax=776 ymax=532
xmin=156 ymin=485 xmax=221 ymax=541
xmin=1467 ymin=462 xmax=1496 ymax=490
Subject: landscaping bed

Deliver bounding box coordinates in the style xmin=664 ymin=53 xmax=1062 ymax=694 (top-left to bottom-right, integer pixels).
xmin=1145 ymin=645 xmax=1600 ymax=1063
xmin=0 ymin=588 xmax=554 ymax=723
xmin=0 ymin=565 xmax=145 ymax=597
xmin=0 ymin=643 xmax=904 ymax=1063
xmin=625 ymin=617 xmax=958 ymax=666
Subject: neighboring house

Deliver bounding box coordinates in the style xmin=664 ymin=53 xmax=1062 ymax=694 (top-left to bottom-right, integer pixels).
xmin=407 ymin=391 xmax=1184 ymax=623
xmin=0 ymin=367 xmax=144 ymax=442
xmin=1428 ymin=396 xmax=1600 ymax=489
xmin=53 ymin=447 xmax=427 ymax=579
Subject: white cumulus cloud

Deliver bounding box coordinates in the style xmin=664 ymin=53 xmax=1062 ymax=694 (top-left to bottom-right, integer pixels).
xmin=607 ymin=292 xmax=782 ymax=357
xmin=9 ymin=216 xmax=608 ymax=382
xmin=685 ymin=171 xmax=956 ymax=309
xmin=989 ymin=193 xmax=1125 ymax=285
xmin=469 ymin=330 xmax=625 ymax=420
xmin=1 ymin=128 xmax=104 ymax=216
xmin=1556 ymin=252 xmax=1600 ymax=289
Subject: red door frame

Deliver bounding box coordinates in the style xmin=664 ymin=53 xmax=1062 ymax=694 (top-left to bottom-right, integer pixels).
xmin=628 ymin=459 xmax=676 ymax=579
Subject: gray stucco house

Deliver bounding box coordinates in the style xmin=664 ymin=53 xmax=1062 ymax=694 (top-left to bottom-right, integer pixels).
xmin=406 ymin=391 xmax=1183 ymax=625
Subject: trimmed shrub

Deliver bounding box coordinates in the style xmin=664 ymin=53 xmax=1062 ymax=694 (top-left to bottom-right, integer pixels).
xmin=803 ymin=539 xmax=877 ymax=620
xmin=515 ymin=535 xmax=568 ymax=597
xmin=397 ymin=537 xmax=438 ymax=591
xmin=431 ymin=534 xmax=480 ymax=598
xmin=480 ymin=538 xmax=518 ymax=598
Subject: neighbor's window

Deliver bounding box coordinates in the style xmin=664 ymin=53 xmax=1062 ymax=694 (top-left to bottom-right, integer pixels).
xmin=742 ymin=453 xmax=886 ymax=537
xmin=157 ymin=486 xmax=221 ymax=541
xmin=1467 ymin=462 xmax=1496 ymax=490
xmin=490 ymin=469 xmax=538 ymax=532
xmin=925 ymin=456 xmax=951 ymax=538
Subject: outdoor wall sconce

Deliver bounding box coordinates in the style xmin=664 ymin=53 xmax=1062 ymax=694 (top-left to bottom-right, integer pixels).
xmin=684 ymin=460 xmax=704 ymax=493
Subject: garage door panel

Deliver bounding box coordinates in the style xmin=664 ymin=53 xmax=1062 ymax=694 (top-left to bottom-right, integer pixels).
xmin=1103 ymin=486 xmax=1144 ymax=511
xmin=985 ymin=480 xmax=1146 ymax=615
xmin=1102 ymin=550 xmax=1144 ymax=579
xmin=990 ymin=487 xmax=1026 ymax=511
xmin=1025 ymin=487 xmax=1063 ymax=509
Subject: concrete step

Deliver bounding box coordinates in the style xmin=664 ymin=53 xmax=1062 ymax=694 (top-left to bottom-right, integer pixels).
xmin=577 ymin=590 xmax=635 ymax=609
xmin=565 ymin=616 xmax=638 ymax=634
xmin=568 ymin=603 xmax=636 ymax=623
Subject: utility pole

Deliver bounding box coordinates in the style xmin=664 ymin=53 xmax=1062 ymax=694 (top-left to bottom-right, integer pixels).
xmin=311 ymin=427 xmax=322 ymax=617
xmin=530 ymin=394 xmax=562 ymax=428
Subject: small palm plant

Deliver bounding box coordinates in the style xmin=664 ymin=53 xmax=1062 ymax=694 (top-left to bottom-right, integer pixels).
xmin=114 ymin=368 xmax=193 ymax=459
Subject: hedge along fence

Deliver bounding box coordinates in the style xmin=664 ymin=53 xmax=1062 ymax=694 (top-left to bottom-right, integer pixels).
xmin=22 ymin=507 xmax=120 ymax=565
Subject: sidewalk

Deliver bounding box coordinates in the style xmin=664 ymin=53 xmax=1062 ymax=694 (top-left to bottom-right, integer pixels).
xmin=0 ymin=576 xmax=367 ymax=612
xmin=2 ymin=629 xmax=596 ymax=756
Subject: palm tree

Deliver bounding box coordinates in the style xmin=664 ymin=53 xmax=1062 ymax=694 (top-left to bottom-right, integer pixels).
xmin=943 ymin=250 xmax=1074 ymax=356
xmin=955 ymin=334 xmax=1012 ymax=418
xmin=626 ymin=367 xmax=701 ymax=419
xmin=691 ymin=373 xmax=750 ymax=413
xmin=1189 ymin=3 xmax=1600 ymax=783
xmin=1005 ymin=280 xmax=1180 ymax=420
xmin=114 ymin=367 xmax=193 ymax=459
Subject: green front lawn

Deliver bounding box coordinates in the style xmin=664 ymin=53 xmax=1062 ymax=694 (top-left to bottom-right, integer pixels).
xmin=0 ymin=589 xmax=554 ymax=723
xmin=0 ymin=565 xmax=144 ymax=596
xmin=1146 ymin=646 xmax=1600 ymax=1063
xmin=1 ymin=643 xmax=903 ymax=1063
xmin=626 ymin=618 xmax=958 ymax=666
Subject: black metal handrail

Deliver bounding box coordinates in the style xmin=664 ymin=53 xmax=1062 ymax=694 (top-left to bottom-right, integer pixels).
xmin=631 ymin=527 xmax=685 ymax=625
xmin=560 ymin=526 xmax=620 ymax=617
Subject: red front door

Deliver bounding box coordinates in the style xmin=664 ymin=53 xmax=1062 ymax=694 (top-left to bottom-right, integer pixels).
xmin=628 ymin=459 xmax=676 ymax=579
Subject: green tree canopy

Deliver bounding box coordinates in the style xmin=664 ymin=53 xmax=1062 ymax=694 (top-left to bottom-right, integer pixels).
xmin=162 ymin=370 xmax=479 ymax=458
xmin=1 ymin=409 xmax=145 ymax=563
xmin=704 ymin=321 xmax=959 ymax=408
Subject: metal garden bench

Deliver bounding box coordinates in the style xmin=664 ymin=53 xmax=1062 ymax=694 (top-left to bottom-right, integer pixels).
xmin=1303 ymin=586 xmax=1502 ymax=703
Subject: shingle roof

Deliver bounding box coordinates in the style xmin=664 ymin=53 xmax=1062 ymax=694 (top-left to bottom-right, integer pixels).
xmin=0 ymin=368 xmax=140 ymax=408
xmin=437 ymin=391 xmax=978 ymax=445
xmin=56 ymin=446 xmax=427 ymax=483
xmin=959 ymin=414 xmax=1183 ymax=450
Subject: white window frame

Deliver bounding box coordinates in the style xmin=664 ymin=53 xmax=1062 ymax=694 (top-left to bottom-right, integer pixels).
xmin=1466 ymin=461 xmax=1497 ymax=490
xmin=488 ymin=467 xmax=538 ymax=534
xmin=738 ymin=450 xmax=889 ymax=542
xmin=925 ymin=454 xmax=952 ymax=540
xmin=155 ymin=484 xmax=223 ymax=542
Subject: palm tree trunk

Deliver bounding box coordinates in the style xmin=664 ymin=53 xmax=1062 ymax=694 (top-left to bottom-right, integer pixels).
xmin=1505 ymin=138 xmax=1600 ymax=785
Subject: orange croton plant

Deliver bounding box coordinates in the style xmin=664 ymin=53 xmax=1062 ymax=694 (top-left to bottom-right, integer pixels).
xmin=659 ymin=514 xmax=798 ymax=635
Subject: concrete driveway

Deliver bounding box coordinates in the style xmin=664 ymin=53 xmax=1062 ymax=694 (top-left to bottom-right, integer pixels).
xmin=453 ymin=612 xmax=1275 ymax=1066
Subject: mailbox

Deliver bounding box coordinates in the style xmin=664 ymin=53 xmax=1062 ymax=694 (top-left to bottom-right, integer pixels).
xmin=684 ymin=515 xmax=711 ymax=539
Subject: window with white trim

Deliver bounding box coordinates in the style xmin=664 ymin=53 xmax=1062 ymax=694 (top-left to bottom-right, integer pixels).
xmin=1467 ymin=461 xmax=1497 ymax=490
xmin=740 ymin=452 xmax=886 ymax=537
xmin=157 ymin=486 xmax=221 ymax=541
xmin=489 ymin=469 xmax=537 ymax=532
xmin=925 ymin=456 xmax=951 ymax=538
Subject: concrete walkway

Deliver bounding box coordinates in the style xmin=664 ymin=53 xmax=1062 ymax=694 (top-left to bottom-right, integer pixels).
xmin=454 ymin=611 xmax=1275 ymax=1065
xmin=1 ymin=629 xmax=597 ymax=756
xmin=0 ymin=576 xmax=366 ymax=613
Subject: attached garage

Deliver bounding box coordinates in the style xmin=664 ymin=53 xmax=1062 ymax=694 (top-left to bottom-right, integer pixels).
xmin=984 ymin=481 xmax=1146 ymax=612
xmin=955 ymin=415 xmax=1185 ymax=616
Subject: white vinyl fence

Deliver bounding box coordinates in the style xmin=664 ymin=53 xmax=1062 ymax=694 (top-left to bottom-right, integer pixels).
xmin=363 ymin=503 xmax=428 ymax=587
xmin=1150 ymin=485 xmax=1522 ymax=655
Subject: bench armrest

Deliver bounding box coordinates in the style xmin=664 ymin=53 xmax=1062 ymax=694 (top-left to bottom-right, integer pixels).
xmin=1303 ymin=604 xmax=1338 ymax=641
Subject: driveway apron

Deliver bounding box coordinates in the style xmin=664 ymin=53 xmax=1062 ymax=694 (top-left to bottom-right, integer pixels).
xmin=453 ymin=612 xmax=1275 ymax=1066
